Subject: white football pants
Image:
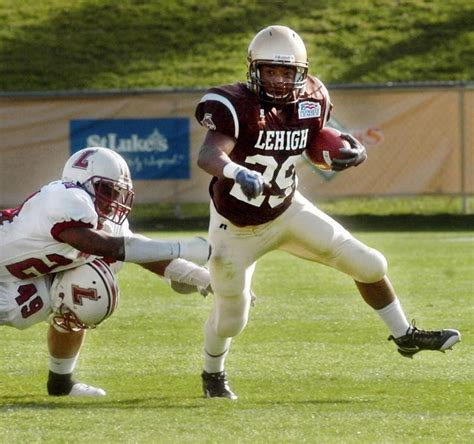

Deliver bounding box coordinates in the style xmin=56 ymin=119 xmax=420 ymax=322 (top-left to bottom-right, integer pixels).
xmin=207 ymin=191 xmax=387 ymax=339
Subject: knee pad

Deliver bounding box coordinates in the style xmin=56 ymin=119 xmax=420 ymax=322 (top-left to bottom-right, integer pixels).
xmin=211 ymin=293 xmax=250 ymax=337
xmin=214 ymin=316 xmax=247 ymax=338
xmin=333 ymin=238 xmax=387 ymax=283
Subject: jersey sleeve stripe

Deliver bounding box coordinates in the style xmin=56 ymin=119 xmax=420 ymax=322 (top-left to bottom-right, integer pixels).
xmin=320 ymin=84 xmax=332 ymax=126
xmin=200 ymin=93 xmax=239 ymax=139
xmin=50 ymin=220 xmax=94 ymax=242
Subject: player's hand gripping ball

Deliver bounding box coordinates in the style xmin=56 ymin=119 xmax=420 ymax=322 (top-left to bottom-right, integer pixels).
xmin=305 ymin=127 xmax=367 ymax=171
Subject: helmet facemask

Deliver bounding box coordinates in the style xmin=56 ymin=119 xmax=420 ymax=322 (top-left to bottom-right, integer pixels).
xmin=249 ymin=61 xmax=308 ymax=104
xmin=83 ymin=176 xmax=134 ymax=225
xmin=52 ymin=302 xmax=93 ymax=332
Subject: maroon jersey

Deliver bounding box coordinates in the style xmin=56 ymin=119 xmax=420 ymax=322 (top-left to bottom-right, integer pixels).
xmin=195 ymin=76 xmax=332 ymax=226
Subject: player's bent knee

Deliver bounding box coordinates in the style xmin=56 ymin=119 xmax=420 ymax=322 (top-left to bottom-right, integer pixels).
xmin=212 ymin=298 xmax=249 ymax=337
xmin=353 ymin=248 xmax=387 ymax=283
xmin=335 ymin=239 xmax=387 ymax=283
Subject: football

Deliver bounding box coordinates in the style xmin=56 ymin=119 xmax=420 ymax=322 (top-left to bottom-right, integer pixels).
xmin=304 ymin=127 xmax=351 ymax=170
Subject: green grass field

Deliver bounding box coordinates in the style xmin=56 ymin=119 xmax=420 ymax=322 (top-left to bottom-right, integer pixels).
xmin=0 ymin=229 xmax=472 ymax=443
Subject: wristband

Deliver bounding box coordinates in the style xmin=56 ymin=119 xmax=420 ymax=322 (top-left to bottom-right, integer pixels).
xmin=223 ymin=162 xmax=243 ymax=179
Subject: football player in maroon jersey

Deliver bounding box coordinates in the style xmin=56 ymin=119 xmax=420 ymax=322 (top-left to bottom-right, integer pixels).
xmin=195 ymin=25 xmax=461 ymax=399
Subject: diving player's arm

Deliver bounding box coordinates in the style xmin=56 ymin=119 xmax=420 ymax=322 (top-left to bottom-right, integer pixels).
xmin=57 ymin=227 xmax=210 ymax=265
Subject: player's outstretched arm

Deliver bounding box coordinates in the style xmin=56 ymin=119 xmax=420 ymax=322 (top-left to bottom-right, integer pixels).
xmin=58 ymin=227 xmax=211 ymax=265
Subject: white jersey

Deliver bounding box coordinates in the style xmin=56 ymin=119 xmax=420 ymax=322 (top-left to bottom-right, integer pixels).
xmin=0 ymin=180 xmax=128 ymax=283
xmin=0 ymin=275 xmax=54 ymax=329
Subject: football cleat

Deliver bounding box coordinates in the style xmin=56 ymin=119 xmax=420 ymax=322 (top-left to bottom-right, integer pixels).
xmin=201 ymin=371 xmax=238 ymax=400
xmin=388 ymin=321 xmax=461 ymax=358
xmin=68 ymin=382 xmax=106 ymax=397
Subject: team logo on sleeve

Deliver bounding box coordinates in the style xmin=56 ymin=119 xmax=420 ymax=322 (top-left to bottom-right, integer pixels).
xmin=201 ymin=113 xmax=217 ymax=130
xmin=298 ymin=101 xmax=321 ymax=119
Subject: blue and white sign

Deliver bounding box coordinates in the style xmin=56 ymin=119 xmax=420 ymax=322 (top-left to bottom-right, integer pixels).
xmin=70 ymin=118 xmax=190 ymax=180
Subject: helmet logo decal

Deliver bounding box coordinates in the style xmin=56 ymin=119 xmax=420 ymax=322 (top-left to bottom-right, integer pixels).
xmin=71 ymin=284 xmax=99 ymax=305
xmin=273 ymin=54 xmax=296 ymax=63
xmin=72 ymin=149 xmax=97 ymax=169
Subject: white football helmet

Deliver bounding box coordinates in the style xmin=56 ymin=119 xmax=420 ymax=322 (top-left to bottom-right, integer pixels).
xmin=62 ymin=147 xmax=134 ymax=225
xmin=50 ymin=259 xmax=120 ymax=331
xmin=247 ymin=25 xmax=308 ymax=104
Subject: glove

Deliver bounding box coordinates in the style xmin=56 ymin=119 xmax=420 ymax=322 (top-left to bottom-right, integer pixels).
xmin=178 ymin=237 xmax=211 ymax=265
xmin=235 ymin=168 xmax=265 ymax=200
xmin=331 ymin=133 xmax=367 ymax=171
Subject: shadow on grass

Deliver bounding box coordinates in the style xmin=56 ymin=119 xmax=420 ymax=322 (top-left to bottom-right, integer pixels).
xmin=0 ymin=396 xmax=206 ymax=410
xmin=0 ymin=395 xmax=373 ymax=411
xmin=335 ymin=214 xmax=474 ymax=232
xmin=129 ymin=214 xmax=474 ymax=232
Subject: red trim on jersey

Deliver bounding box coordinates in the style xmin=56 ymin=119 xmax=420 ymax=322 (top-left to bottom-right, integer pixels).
xmin=51 ymin=220 xmax=94 ymax=242
xmin=0 ymin=208 xmax=20 ymax=225
xmin=101 ymin=257 xmax=117 ymax=265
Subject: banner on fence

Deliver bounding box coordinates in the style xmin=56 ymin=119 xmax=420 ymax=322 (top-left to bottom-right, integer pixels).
xmin=70 ymin=118 xmax=190 ymax=180
xmin=1 ymin=86 xmax=472 ymax=206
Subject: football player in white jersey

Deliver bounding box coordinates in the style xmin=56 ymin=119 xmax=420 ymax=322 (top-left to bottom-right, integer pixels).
xmin=195 ymin=25 xmax=461 ymax=399
xmin=0 ymin=147 xmax=212 ymax=397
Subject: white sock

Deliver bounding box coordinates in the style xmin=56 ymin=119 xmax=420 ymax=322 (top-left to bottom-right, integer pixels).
xmin=375 ymin=298 xmax=410 ymax=338
xmin=49 ymin=355 xmax=79 ymax=375
xmin=204 ymin=319 xmax=232 ymax=373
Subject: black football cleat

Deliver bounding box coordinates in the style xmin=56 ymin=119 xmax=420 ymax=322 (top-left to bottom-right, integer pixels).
xmin=388 ymin=321 xmax=461 ymax=358
xmin=201 ymin=371 xmax=238 ymax=400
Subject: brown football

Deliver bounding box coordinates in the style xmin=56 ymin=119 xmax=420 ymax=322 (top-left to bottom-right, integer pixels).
xmin=305 ymin=127 xmax=351 ymax=170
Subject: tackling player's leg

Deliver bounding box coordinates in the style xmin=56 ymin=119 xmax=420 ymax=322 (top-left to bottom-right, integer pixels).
xmin=47 ymin=325 xmax=106 ymax=397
